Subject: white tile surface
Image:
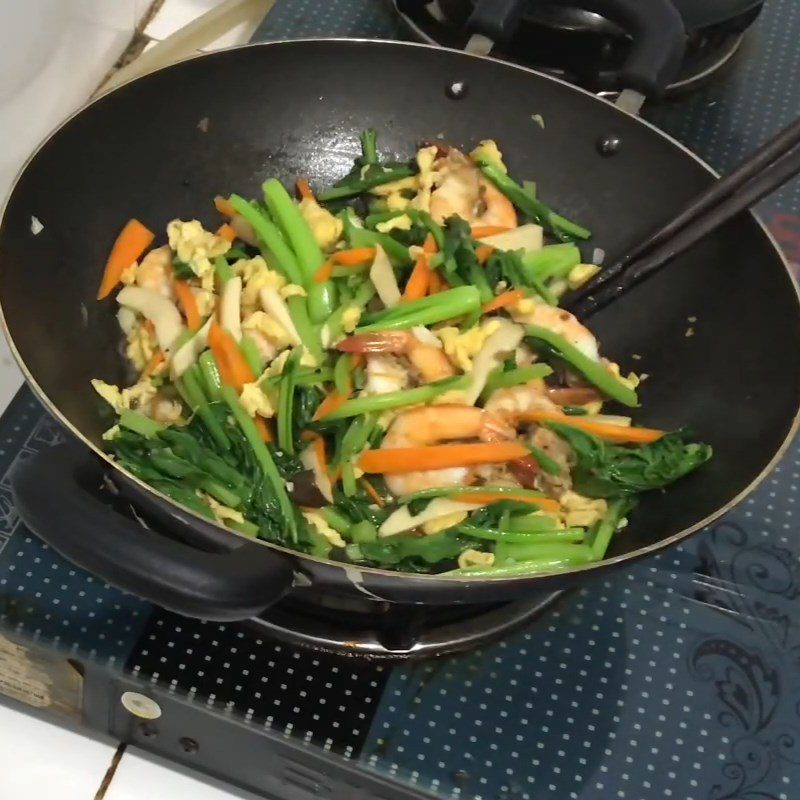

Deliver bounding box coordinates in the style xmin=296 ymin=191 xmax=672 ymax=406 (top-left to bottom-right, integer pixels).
xmin=106 ymin=747 xmax=263 ymax=800
xmin=0 ymin=704 xmax=116 ymax=797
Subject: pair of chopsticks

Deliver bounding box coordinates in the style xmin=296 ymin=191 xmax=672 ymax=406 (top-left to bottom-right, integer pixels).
xmin=566 ymin=116 xmax=800 ymax=320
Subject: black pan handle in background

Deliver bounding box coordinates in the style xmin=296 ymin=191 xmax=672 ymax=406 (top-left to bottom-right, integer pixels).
xmin=12 ymin=443 xmax=296 ymax=621
xmin=466 ymin=0 xmax=687 ymax=96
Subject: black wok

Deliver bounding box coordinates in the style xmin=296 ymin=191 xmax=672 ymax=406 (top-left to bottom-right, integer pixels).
xmin=1 ymin=39 xmax=799 ymax=621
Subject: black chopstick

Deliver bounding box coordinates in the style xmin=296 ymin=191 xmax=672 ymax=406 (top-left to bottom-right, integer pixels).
xmin=566 ymin=117 xmax=800 ymax=320
xmin=570 ymin=143 xmax=800 ymax=319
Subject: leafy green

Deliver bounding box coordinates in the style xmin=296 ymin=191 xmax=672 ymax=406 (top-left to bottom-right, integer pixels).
xmin=331 ymin=486 xmax=391 ymax=528
xmin=546 ymin=423 xmax=712 ymax=498
xmin=172 ymin=259 xmax=195 ymax=280
xmin=352 ymin=529 xmax=469 ymax=572
xmin=467 ymin=500 xmax=536 ymax=528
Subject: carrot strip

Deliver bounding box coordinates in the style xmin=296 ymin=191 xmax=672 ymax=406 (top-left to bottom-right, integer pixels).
xmin=141 ymin=350 xmax=164 ymax=379
xmin=216 ymin=223 xmax=237 ymax=243
xmin=313 ymin=247 xmax=377 ymax=282
xmin=403 ymin=254 xmax=432 ymax=301
xmin=296 ymin=178 xmax=314 ymax=201
xmin=471 ymin=225 xmax=511 ymax=238
xmin=427 ymin=270 xmax=444 ymax=295
xmin=253 ymin=416 xmax=273 ymax=442
xmin=422 ymin=232 xmax=438 ymax=255
xmin=482 ymin=289 xmax=526 ymax=314
xmin=361 ymin=477 xmax=385 ymax=506
xmin=454 ymin=492 xmax=560 ymax=512
xmin=517 ymin=410 xmax=665 ymax=444
xmin=208 ymin=322 xmax=256 ymax=392
xmin=475 ymin=244 xmax=494 ymax=265
xmin=312 ymin=434 xmax=329 ymax=477
xmin=96 ymin=218 xmax=154 ymax=300
xmin=174 ymin=280 xmax=202 ymax=331
xmin=358 ymin=442 xmax=530 ymax=474
xmin=313 ymin=390 xmax=350 ymax=421
xmin=214 ymin=195 xmax=236 ymax=218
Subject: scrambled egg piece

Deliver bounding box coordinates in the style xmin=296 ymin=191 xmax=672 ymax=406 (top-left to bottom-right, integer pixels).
xmin=120 ymin=262 xmax=138 ymax=285
xmin=469 ymin=139 xmax=507 ymax=173
xmin=436 ymin=320 xmax=502 ymax=372
xmin=299 ymin=197 xmax=343 ymax=251
xmin=606 ymin=361 xmax=642 ymax=390
xmin=376 ymin=214 xmax=412 ymax=233
xmin=302 ymin=511 xmax=346 ymax=548
xmin=280 ymin=283 xmax=307 ymax=299
xmin=422 ymin=509 xmax=469 ymax=535
xmin=234 ymin=256 xmax=287 ymax=311
xmin=386 ymin=192 xmax=411 ymax=212
xmin=239 ymin=381 xmax=275 ymax=419
xmin=243 ymin=311 xmax=293 ymax=351
xmin=409 ymin=146 xmax=439 ymax=213
xmin=192 ymin=288 xmax=216 ymax=318
xmin=458 ymin=549 xmax=495 ymax=569
xmin=559 ymin=491 xmax=608 ymax=528
xmin=341 ymin=306 xmax=362 ymax=334
xmin=167 ymin=220 xmax=230 ymax=287
xmin=370 ymin=175 xmax=418 ymax=196
xmin=568 ymin=263 xmax=601 ymax=290
xmin=203 ymin=494 xmax=245 ymax=525
xmin=91 ymin=378 xmax=157 ymax=414
xmin=125 ymin=322 xmax=157 ymax=372
xmin=264 ymin=346 xmax=317 ymax=377
xmin=102 ymin=425 xmax=121 ymax=441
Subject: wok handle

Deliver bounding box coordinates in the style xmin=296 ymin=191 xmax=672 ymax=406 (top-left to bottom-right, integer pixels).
xmin=467 ymin=0 xmax=687 ymax=96
xmin=11 ymin=442 xmax=296 ymax=621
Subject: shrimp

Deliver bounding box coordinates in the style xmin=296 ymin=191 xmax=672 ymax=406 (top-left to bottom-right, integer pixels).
xmin=429 ymin=149 xmax=517 ymax=229
xmin=339 ymin=331 xmax=455 ymax=383
xmin=364 ymin=354 xmax=410 ymax=395
xmin=511 ymin=302 xmax=599 ymax=361
xmin=380 ymin=404 xmax=513 ymax=496
xmin=136 ymin=245 xmax=174 ymax=299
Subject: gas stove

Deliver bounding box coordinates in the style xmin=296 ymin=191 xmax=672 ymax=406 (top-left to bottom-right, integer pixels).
xmin=394 ymin=0 xmax=764 ymax=93
xmin=2 ymin=1 xmax=800 ymax=798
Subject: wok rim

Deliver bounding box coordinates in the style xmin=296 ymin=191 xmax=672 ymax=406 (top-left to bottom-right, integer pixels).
xmin=1 ymin=37 xmax=798 ymax=584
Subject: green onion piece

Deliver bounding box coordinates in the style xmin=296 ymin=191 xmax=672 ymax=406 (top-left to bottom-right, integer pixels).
xmin=590 ymin=498 xmax=632 ymax=560
xmin=526 ymin=325 xmax=638 ymax=407
xmin=214 ymin=255 xmax=234 ymax=285
xmin=460 ymin=525 xmax=585 ymax=544
xmin=522 ymin=180 xmax=537 ymax=200
xmin=262 ymin=178 xmax=325 ymax=284
xmin=220 ymin=385 xmax=297 ymax=544
xmin=319 ymin=164 xmax=416 ymax=202
xmin=562 ymin=405 xmax=589 ymax=416
xmin=229 ymin=519 xmax=259 ymax=538
xmin=321 ymin=375 xmax=468 ymax=421
xmin=276 ymin=349 xmax=301 ymax=455
xmin=482 ymin=364 xmax=553 ymax=398
xmin=307 ymin=281 xmax=338 ymax=324
xmin=527 ymin=444 xmax=562 ymax=476
xmin=224 ymin=247 xmax=250 ymax=261
xmin=406 ymin=210 xmax=445 ymax=250
xmin=179 ymin=368 xmax=230 ymax=451
xmin=198 ymin=350 xmax=222 ymax=401
xmin=347 ymin=225 xmax=412 ymax=267
xmin=341 ymin=461 xmax=357 ymax=497
xmin=317 ymin=507 xmax=352 ymax=534
xmin=476 ymin=161 xmax=591 ymax=241
xmin=334 ymin=354 xmax=353 ymax=396
xmin=360 ymin=128 xmax=378 ymax=165
xmin=293 ymin=367 xmax=335 ymax=386
xmin=323 ymin=280 xmax=375 ymax=346
xmin=400 ymin=485 xmax=547 ymax=504
xmin=228 ymin=194 xmax=305 ymax=286
xmin=365 ymin=210 xmax=406 ymax=229
xmin=349 ymin=520 xmax=379 ymax=543
xmin=286 ymin=295 xmax=323 ymax=364
xmin=357 ymin=287 xmax=481 ymax=333
xmin=494 ymin=541 xmax=595 ymax=566
xmin=520 ymin=244 xmax=581 ymax=283
xmin=239 ymin=336 xmax=262 ymax=377
xmin=119 ymin=410 xmax=165 ymax=438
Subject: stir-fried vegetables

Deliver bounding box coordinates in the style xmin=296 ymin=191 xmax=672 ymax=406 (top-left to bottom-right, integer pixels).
xmin=92 ymin=129 xmax=711 ymax=576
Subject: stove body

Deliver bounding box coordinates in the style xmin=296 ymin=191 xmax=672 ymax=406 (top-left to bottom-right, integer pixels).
xmin=3 ymin=1 xmax=800 ymax=798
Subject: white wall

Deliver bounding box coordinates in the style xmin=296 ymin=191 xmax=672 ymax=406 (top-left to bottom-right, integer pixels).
xmin=0 ymin=0 xmax=149 ymax=408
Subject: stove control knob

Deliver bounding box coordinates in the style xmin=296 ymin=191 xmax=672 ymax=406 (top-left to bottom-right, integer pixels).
xmin=120 ymin=691 xmax=162 ymax=720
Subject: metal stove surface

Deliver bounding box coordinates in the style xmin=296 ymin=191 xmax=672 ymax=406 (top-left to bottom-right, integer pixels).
xmin=1 ymin=2 xmax=800 ymax=799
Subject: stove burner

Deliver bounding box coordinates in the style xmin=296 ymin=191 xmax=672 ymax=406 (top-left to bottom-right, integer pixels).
xmin=248 ymin=591 xmax=565 ymax=659
xmin=393 ymin=0 xmax=764 ymax=94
